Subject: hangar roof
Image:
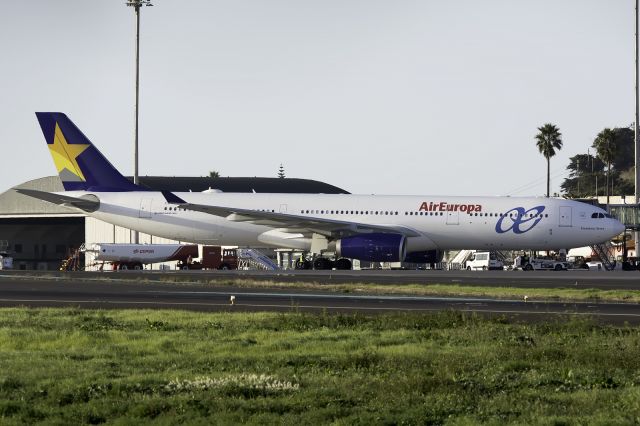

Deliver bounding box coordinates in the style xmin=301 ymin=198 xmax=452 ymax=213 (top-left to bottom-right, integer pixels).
xmin=136 ymin=176 xmax=349 ymax=194
xmin=0 ymin=176 xmax=349 ymax=216
xmin=1 ymin=176 xmax=69 ymax=216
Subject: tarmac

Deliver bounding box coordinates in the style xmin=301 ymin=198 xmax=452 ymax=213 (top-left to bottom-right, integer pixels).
xmin=0 ymin=269 xmax=639 ymax=323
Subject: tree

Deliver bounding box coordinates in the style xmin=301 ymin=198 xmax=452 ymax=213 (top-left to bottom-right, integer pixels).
xmin=612 ymin=127 xmax=634 ymax=171
xmin=277 ymin=164 xmax=285 ymax=179
xmin=209 ymin=170 xmax=220 ymax=178
xmin=592 ymin=128 xmax=617 ymax=207
xmin=560 ymin=126 xmax=635 ymax=199
xmin=535 ymin=123 xmax=563 ymax=197
xmin=561 ymin=153 xmax=604 ymax=198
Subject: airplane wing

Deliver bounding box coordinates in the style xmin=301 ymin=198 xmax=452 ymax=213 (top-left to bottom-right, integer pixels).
xmin=15 ymin=189 xmax=100 ymax=213
xmin=179 ymin=202 xmax=422 ymax=238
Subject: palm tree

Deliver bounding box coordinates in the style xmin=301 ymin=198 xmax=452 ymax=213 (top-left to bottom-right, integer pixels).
xmin=535 ymin=123 xmax=563 ymax=197
xmin=592 ymin=128 xmax=617 ymax=208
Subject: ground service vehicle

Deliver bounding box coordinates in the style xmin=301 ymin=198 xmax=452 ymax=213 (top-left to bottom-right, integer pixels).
xmin=178 ymin=246 xmax=238 ymax=270
xmin=92 ymin=243 xmax=199 ymax=270
xmin=522 ymin=258 xmax=569 ymax=271
xmin=465 ymin=252 xmax=504 ymax=270
xmin=0 ymin=241 xmax=11 ymax=270
xmin=0 ymin=255 xmax=12 ymax=270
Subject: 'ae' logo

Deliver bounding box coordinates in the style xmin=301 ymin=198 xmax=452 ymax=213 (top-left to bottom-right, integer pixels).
xmin=495 ymin=206 xmax=545 ymax=234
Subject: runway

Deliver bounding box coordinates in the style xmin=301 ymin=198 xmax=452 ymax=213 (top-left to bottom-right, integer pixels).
xmin=1 ymin=271 xmax=639 ymax=324
xmin=4 ymin=268 xmax=639 ymax=289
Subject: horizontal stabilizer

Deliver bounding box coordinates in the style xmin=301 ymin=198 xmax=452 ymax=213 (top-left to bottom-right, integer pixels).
xmin=15 ymin=189 xmax=100 ymax=212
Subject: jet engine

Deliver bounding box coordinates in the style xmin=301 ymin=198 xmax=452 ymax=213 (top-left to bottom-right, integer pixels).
xmin=335 ymin=233 xmax=406 ymax=262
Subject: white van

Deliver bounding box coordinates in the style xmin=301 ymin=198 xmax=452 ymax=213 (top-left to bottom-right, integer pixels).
xmin=465 ymin=252 xmax=504 ymax=271
xmin=0 ymin=255 xmax=13 ymax=270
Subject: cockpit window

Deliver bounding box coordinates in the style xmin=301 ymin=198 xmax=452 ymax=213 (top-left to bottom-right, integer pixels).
xmin=591 ymin=212 xmax=608 ymax=219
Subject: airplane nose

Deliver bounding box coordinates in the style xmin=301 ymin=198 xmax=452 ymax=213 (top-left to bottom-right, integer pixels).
xmin=613 ymin=220 xmax=625 ymax=236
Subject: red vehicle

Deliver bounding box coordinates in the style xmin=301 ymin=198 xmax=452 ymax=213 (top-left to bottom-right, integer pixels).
xmin=178 ymin=246 xmax=238 ymax=270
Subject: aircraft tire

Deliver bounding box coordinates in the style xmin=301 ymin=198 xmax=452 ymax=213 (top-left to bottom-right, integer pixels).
xmin=334 ymin=258 xmax=352 ymax=270
xmin=524 ymin=264 xmax=533 ymax=271
xmin=313 ymin=257 xmax=333 ymax=270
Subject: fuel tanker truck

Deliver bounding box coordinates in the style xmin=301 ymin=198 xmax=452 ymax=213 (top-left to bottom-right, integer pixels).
xmin=89 ymin=244 xmax=198 ymax=270
xmin=88 ymin=244 xmax=238 ymax=271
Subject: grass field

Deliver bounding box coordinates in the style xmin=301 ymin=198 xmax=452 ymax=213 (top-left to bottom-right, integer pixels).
xmin=1 ymin=308 xmax=640 ymax=424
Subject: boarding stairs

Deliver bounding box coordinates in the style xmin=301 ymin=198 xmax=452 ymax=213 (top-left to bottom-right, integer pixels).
xmin=448 ymin=250 xmax=474 ymax=270
xmin=494 ymin=251 xmax=510 ymax=262
xmin=237 ymin=249 xmax=280 ymax=270
xmin=60 ymin=244 xmax=85 ymax=271
xmin=590 ymin=242 xmax=616 ymax=271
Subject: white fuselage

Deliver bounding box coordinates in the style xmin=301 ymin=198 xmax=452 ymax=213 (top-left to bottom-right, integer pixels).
xmin=68 ymin=191 xmax=624 ymax=252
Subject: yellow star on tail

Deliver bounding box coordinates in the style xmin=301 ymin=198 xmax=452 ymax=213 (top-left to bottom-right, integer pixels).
xmin=48 ymin=124 xmax=90 ymax=181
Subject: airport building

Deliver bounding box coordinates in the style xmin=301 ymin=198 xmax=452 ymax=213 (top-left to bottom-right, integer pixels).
xmin=0 ymin=176 xmax=348 ymax=270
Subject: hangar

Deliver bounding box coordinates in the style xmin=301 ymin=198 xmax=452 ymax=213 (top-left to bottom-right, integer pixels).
xmin=0 ymin=176 xmax=348 ymax=270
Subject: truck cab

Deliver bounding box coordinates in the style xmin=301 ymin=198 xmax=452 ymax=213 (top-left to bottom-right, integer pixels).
xmin=178 ymin=246 xmax=238 ymax=270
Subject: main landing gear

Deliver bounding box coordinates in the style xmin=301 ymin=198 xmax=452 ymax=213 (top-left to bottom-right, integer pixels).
xmin=294 ymin=256 xmax=352 ymax=270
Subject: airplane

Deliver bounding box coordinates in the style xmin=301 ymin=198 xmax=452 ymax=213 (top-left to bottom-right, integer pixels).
xmin=16 ymin=112 xmax=625 ymax=270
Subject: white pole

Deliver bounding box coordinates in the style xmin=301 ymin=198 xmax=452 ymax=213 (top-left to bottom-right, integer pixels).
xmin=132 ymin=3 xmax=141 ymax=244
xmin=635 ymin=0 xmax=639 ymax=258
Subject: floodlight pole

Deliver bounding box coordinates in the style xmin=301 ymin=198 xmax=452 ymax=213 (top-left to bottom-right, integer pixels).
xmin=126 ymin=0 xmax=152 ymax=244
xmin=134 ymin=5 xmax=140 ymax=188
xmin=633 ymin=0 xmax=640 ymax=257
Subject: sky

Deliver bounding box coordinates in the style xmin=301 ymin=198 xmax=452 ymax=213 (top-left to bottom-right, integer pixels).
xmin=0 ymin=0 xmax=636 ymax=196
